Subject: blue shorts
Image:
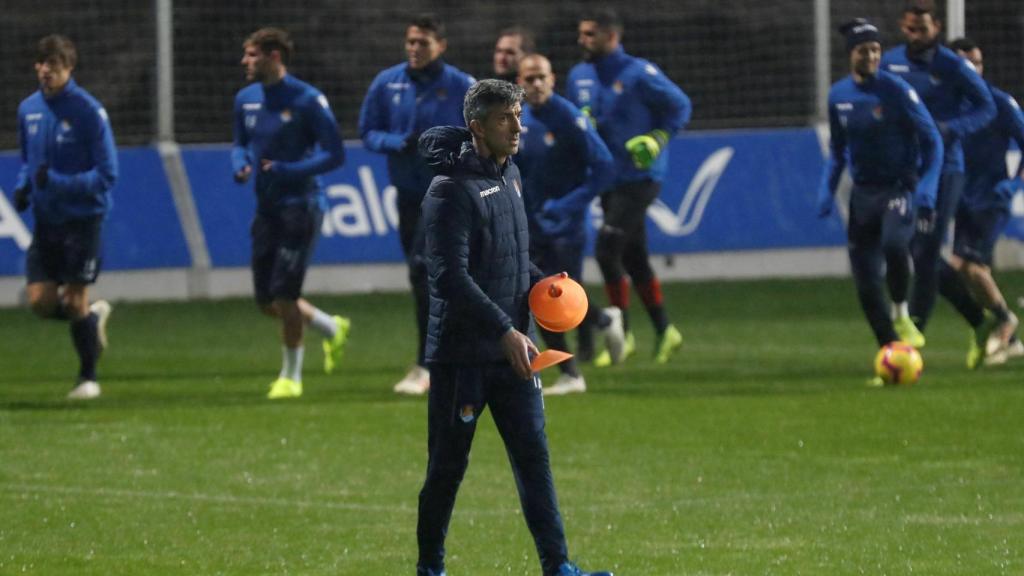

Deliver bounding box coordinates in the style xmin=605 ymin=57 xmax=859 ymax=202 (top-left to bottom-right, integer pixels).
xmin=26 ymin=216 xmax=103 ymax=285
xmin=953 ymin=204 xmax=1010 ymax=266
xmin=251 ymin=202 xmax=322 ymax=305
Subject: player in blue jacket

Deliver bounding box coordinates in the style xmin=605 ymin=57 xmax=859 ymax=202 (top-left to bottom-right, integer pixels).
xmin=949 ymin=38 xmax=1023 ymax=366
xmin=818 ymin=19 xmax=943 ymax=382
xmin=359 ymin=14 xmax=475 ymax=396
xmin=232 ymin=28 xmax=350 ymax=399
xmin=14 ymin=35 xmax=117 ymax=400
xmin=567 ymin=8 xmax=691 ymax=366
xmin=880 ymin=0 xmax=997 ymax=349
xmin=515 ymin=53 xmax=625 ymax=396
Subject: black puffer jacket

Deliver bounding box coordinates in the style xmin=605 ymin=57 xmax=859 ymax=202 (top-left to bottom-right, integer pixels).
xmin=419 ymin=126 xmax=542 ymax=364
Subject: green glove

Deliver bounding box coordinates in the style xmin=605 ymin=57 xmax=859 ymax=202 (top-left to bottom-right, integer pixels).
xmin=579 ymin=105 xmax=597 ymax=129
xmin=625 ymin=129 xmax=669 ymax=170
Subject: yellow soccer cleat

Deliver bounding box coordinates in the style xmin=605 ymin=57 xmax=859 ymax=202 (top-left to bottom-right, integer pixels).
xmin=322 ymin=316 xmax=352 ymax=375
xmin=893 ymin=316 xmax=925 ymax=348
xmin=592 ymin=331 xmax=635 ymax=368
xmin=966 ymin=311 xmax=998 ymax=370
xmin=654 ymin=325 xmax=683 ymax=364
xmin=267 ymin=377 xmax=302 ymax=399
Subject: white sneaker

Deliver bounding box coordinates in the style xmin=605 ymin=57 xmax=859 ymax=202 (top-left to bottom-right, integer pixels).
xmin=542 ymin=373 xmax=586 ymax=396
xmin=394 ymin=366 xmax=430 ymax=395
xmin=600 ymin=307 xmax=626 ymax=364
xmin=67 ymin=380 xmax=101 ymax=400
xmin=986 ymin=311 xmax=1019 ymax=357
xmin=89 ymin=300 xmax=112 ymax=351
xmin=986 ymin=337 xmax=1024 ymax=366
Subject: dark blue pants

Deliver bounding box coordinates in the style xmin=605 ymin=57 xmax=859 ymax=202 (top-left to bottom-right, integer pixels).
xmin=910 ymin=172 xmax=965 ymax=331
xmin=847 ymin=185 xmax=915 ymax=346
xmin=417 ymin=363 xmax=568 ymax=575
xmin=398 ymin=189 xmax=429 ymax=366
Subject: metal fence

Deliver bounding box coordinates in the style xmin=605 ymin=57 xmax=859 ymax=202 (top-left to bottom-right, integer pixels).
xmin=1 ymin=1 xmax=1022 ymax=149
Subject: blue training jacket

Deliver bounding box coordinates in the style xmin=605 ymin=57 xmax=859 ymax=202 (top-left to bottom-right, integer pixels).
xmin=566 ymin=46 xmax=691 ymax=185
xmin=232 ymin=74 xmax=345 ymax=215
xmin=359 ymin=60 xmax=474 ymax=198
xmin=516 ymin=93 xmax=614 ymax=242
xmin=16 ymin=78 xmax=118 ymax=224
xmin=962 ymin=83 xmax=1024 ymax=211
xmin=881 ymin=44 xmax=996 ymax=174
xmin=819 ymin=71 xmax=943 ymax=212
xmin=418 ymin=126 xmax=543 ymax=364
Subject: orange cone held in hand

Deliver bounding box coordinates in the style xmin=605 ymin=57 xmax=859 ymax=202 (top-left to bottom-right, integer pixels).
xmin=529 ymin=272 xmax=588 ymax=333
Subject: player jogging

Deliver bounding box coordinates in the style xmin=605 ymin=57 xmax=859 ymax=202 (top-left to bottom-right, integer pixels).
xmin=232 ymin=28 xmax=350 ymax=399
xmin=880 ymin=0 xmax=997 ymax=357
xmin=14 ymin=35 xmax=117 ymax=400
xmin=949 ymin=37 xmax=1023 ymax=366
xmin=359 ymin=14 xmax=475 ymax=395
xmin=516 ymin=53 xmax=625 ymax=395
xmin=566 ymin=8 xmax=691 ymax=366
xmin=818 ymin=19 xmax=943 ymax=385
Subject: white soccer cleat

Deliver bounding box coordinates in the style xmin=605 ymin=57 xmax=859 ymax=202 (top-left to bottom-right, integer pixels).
xmin=393 ymin=366 xmax=430 ymax=395
xmin=67 ymin=380 xmax=101 ymax=400
xmin=543 ymin=373 xmax=587 ymax=396
xmin=985 ymin=336 xmax=1024 ymax=366
xmin=600 ymin=307 xmax=626 ymax=364
xmin=89 ymin=299 xmax=112 ymax=352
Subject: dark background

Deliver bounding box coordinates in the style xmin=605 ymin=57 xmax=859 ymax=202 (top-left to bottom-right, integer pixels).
xmin=1 ymin=0 xmax=1021 ymax=148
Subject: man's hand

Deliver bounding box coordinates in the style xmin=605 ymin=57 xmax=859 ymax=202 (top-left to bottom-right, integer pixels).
xmin=233 ymin=164 xmax=252 ymax=184
xmin=916 ymin=206 xmax=936 ymax=235
xmin=260 ymin=159 xmax=275 ymax=173
xmin=625 ymin=129 xmax=669 ymax=170
xmin=34 ymin=164 xmax=49 ymax=189
xmin=13 ymin=184 xmax=31 ymax=212
xmin=501 ymin=328 xmax=540 ymax=380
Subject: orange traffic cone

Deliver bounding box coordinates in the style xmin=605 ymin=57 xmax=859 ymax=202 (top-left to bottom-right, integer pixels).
xmin=529 ymin=272 xmax=588 ymax=333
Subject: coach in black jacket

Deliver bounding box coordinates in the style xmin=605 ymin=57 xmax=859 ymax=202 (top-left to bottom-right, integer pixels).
xmin=414 ymin=80 xmax=612 ymax=576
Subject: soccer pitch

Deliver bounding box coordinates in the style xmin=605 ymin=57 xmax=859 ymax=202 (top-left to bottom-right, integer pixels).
xmin=2 ymin=274 xmax=1022 ymax=575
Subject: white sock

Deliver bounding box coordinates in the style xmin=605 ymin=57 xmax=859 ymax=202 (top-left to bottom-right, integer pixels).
xmin=281 ymin=346 xmax=304 ymax=382
xmin=309 ymin=308 xmax=338 ymax=339
xmin=892 ymin=301 xmax=909 ymax=320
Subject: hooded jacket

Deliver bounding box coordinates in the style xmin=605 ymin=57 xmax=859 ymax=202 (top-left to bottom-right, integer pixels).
xmin=418 ymin=126 xmax=542 ymax=364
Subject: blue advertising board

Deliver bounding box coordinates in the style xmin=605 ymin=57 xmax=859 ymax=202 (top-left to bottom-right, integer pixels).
xmin=4 ymin=131 xmax=1023 ymax=278
xmin=0 ymin=148 xmax=191 ymax=277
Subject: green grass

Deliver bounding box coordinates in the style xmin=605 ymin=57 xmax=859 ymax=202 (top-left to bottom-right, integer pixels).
xmin=2 ymin=273 xmax=1023 ymax=575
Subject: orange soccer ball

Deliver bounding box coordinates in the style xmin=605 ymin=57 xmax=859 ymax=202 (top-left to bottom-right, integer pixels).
xmin=529 ymin=272 xmax=588 ymax=333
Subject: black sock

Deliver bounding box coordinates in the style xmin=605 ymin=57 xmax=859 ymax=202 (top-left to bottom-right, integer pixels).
xmin=647 ymin=305 xmax=670 ymax=334
xmin=70 ymin=314 xmax=99 ymax=381
xmin=992 ymin=305 xmax=1011 ymax=324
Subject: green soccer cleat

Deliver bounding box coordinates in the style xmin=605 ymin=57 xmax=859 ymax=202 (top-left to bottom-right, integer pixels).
xmin=322 ymin=315 xmax=352 ymax=375
xmin=865 ymin=375 xmax=886 ymax=388
xmin=267 ymin=377 xmax=302 ymax=399
xmin=592 ymin=331 xmax=636 ymax=368
xmin=966 ymin=311 xmax=998 ymax=370
xmin=654 ymin=325 xmax=683 ymax=364
xmin=893 ymin=316 xmax=925 ymax=348
xmin=624 ymin=331 xmax=636 ymax=359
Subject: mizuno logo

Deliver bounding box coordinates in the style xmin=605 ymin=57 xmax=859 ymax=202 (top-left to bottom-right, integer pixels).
xmin=243 ymin=103 xmax=262 ymax=111
xmin=836 ymin=103 xmax=854 ymax=111
xmin=575 ymin=79 xmax=594 ymax=86
xmin=26 ymin=113 xmax=43 ymax=121
xmin=888 ymin=64 xmax=910 ymax=73
xmin=480 ymin=186 xmax=500 ymax=198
